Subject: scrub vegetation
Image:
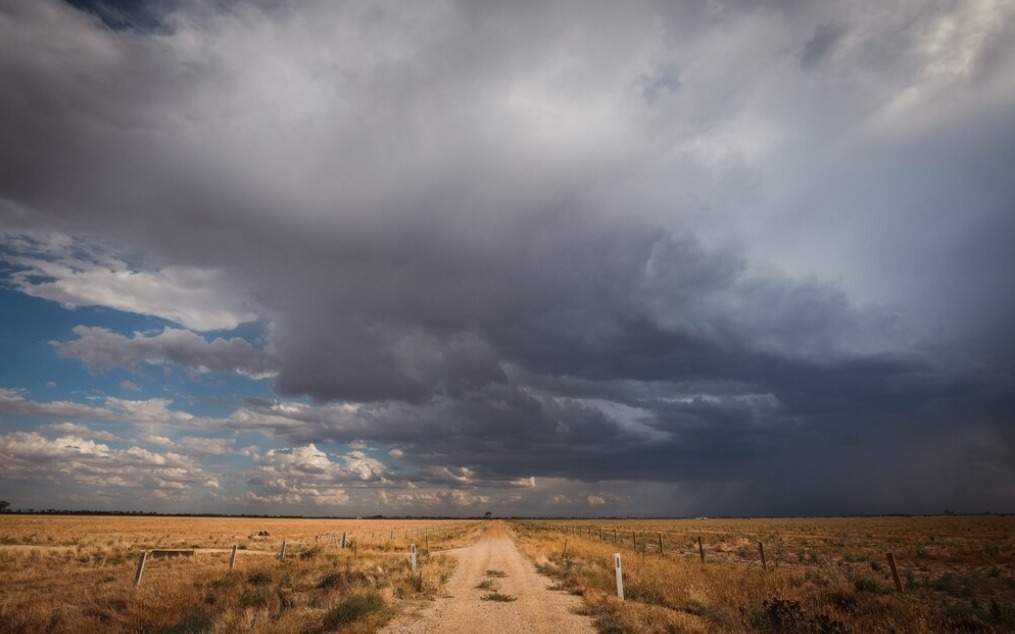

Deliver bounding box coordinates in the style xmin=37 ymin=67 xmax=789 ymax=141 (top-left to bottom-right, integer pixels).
xmin=512 ymin=516 xmax=1015 ymax=633
xmin=0 ymin=516 xmax=479 ymax=633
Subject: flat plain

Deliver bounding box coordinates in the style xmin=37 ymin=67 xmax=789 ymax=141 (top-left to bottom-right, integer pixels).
xmin=0 ymin=515 xmax=479 ymax=633
xmin=1 ymin=515 xmax=1013 ymax=633
xmin=512 ymin=516 xmax=1015 ymax=632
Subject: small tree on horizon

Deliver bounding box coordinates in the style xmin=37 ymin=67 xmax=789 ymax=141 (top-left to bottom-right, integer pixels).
xmin=484 ymin=511 xmax=492 ymax=520
xmin=0 ymin=500 xmax=10 ymax=513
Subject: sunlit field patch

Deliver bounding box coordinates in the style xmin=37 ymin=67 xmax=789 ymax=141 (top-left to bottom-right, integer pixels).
xmin=0 ymin=516 xmax=480 ymax=633
xmin=512 ymin=516 xmax=1015 ymax=633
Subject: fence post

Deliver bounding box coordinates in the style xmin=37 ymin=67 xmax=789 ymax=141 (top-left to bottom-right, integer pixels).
xmin=698 ymin=536 xmax=705 ymax=563
xmin=632 ymin=531 xmax=637 ymax=550
xmin=887 ymin=553 xmax=903 ymax=592
xmin=562 ymin=539 xmax=568 ymax=558
xmin=658 ymin=533 xmax=664 ymax=554
xmin=614 ymin=553 xmax=624 ymax=600
xmin=279 ymin=540 xmax=287 ymax=560
xmin=341 ymin=532 xmax=347 ymax=549
xmin=133 ymin=550 xmax=149 ymax=588
xmin=410 ymin=543 xmax=417 ymax=574
xmin=229 ymin=544 xmax=238 ymax=571
xmin=758 ymin=542 xmax=767 ymax=571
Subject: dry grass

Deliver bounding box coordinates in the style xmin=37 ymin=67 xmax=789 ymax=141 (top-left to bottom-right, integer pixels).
xmin=0 ymin=516 xmax=480 ymax=633
xmin=512 ymin=516 xmax=1015 ymax=633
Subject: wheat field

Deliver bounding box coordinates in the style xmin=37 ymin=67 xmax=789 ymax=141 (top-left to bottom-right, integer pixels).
xmin=511 ymin=516 xmax=1015 ymax=632
xmin=2 ymin=515 xmax=1013 ymax=633
xmin=0 ymin=515 xmax=479 ymax=633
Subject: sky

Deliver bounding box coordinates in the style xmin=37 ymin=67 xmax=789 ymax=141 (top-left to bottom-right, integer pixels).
xmin=0 ymin=0 xmax=1013 ymax=517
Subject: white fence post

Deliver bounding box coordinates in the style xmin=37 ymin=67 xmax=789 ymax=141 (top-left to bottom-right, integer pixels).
xmin=410 ymin=543 xmax=417 ymax=574
xmin=279 ymin=540 xmax=287 ymax=560
xmin=614 ymin=553 xmax=624 ymax=600
xmin=133 ymin=551 xmax=149 ymax=588
xmin=229 ymin=544 xmax=238 ymax=570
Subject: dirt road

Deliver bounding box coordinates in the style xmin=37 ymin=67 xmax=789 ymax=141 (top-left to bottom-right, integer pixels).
xmin=382 ymin=524 xmax=595 ymax=634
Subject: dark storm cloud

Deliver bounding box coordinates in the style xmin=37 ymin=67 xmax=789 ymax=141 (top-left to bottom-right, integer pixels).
xmin=1 ymin=0 xmax=1014 ymax=513
xmin=799 ymin=23 xmax=846 ymax=68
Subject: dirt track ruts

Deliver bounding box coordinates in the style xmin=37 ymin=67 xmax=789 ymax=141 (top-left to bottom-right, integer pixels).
xmin=382 ymin=524 xmax=594 ymax=634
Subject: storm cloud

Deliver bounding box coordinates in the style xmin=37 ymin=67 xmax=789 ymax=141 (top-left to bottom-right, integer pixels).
xmin=1 ymin=0 xmax=1013 ymax=515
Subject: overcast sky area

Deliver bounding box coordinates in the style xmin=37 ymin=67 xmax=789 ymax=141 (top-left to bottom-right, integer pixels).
xmin=1 ymin=0 xmax=1013 ymax=517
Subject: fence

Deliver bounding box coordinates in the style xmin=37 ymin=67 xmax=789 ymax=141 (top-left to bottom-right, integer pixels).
xmin=526 ymin=521 xmax=910 ymax=594
xmin=131 ymin=521 xmax=477 ymax=588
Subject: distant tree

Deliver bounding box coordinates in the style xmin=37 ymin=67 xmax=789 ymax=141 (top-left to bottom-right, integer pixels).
xmin=0 ymin=500 xmax=10 ymax=513
xmin=484 ymin=511 xmax=492 ymax=520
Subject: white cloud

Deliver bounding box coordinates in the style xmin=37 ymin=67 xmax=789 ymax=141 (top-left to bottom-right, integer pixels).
xmin=40 ymin=421 xmax=120 ymax=442
xmin=245 ymin=443 xmax=387 ymax=506
xmin=0 ymin=431 xmax=215 ymax=496
xmin=0 ymin=387 xmax=214 ymax=430
xmin=179 ymin=436 xmax=236 ymax=455
xmin=2 ymin=237 xmax=255 ymax=331
xmin=54 ymin=326 xmax=277 ymax=378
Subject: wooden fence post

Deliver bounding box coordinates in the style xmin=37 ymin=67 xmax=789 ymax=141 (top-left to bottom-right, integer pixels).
xmin=758 ymin=542 xmax=767 ymax=571
xmin=887 ymin=553 xmax=903 ymax=592
xmin=229 ymin=544 xmax=238 ymax=571
xmin=410 ymin=544 xmax=417 ymax=574
xmin=632 ymin=531 xmax=637 ymax=550
xmin=133 ymin=550 xmax=149 ymax=588
xmin=658 ymin=533 xmax=664 ymax=554
xmin=341 ymin=532 xmax=347 ymax=549
xmin=279 ymin=540 xmax=287 ymax=560
xmin=698 ymin=536 xmax=705 ymax=563
xmin=614 ymin=553 xmax=624 ymax=600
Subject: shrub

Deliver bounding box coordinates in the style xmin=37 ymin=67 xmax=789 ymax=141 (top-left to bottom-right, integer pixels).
xmin=239 ymin=587 xmax=270 ymax=608
xmin=162 ymin=608 xmax=214 ymax=634
xmin=318 ymin=572 xmax=342 ymax=589
xmin=322 ymin=592 xmax=386 ymax=629
xmin=247 ymin=570 xmax=272 ymax=586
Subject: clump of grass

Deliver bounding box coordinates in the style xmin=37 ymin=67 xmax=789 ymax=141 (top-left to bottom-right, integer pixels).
xmin=322 ymin=591 xmax=387 ymax=629
xmin=318 ymin=572 xmax=342 ymax=589
xmin=300 ymin=546 xmax=322 ymax=560
xmin=485 ymin=569 xmax=507 ymax=578
xmin=163 ymin=607 xmax=214 ymax=634
xmin=239 ymin=587 xmax=270 ymax=608
xmin=481 ymin=592 xmax=516 ymax=602
xmin=852 ymin=575 xmax=885 ymax=594
xmin=247 ymin=570 xmax=272 ymax=586
xmin=476 ymin=579 xmax=496 ymax=590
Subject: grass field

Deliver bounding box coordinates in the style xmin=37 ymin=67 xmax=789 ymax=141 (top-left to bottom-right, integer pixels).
xmin=511 ymin=516 xmax=1015 ymax=633
xmin=0 ymin=516 xmax=480 ymax=633
xmin=2 ymin=515 xmax=1014 ymax=633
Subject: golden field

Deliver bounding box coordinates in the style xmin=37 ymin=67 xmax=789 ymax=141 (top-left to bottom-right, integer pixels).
xmin=0 ymin=515 xmax=480 ymax=633
xmin=511 ymin=516 xmax=1015 ymax=633
xmin=3 ymin=515 xmax=1014 ymax=633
